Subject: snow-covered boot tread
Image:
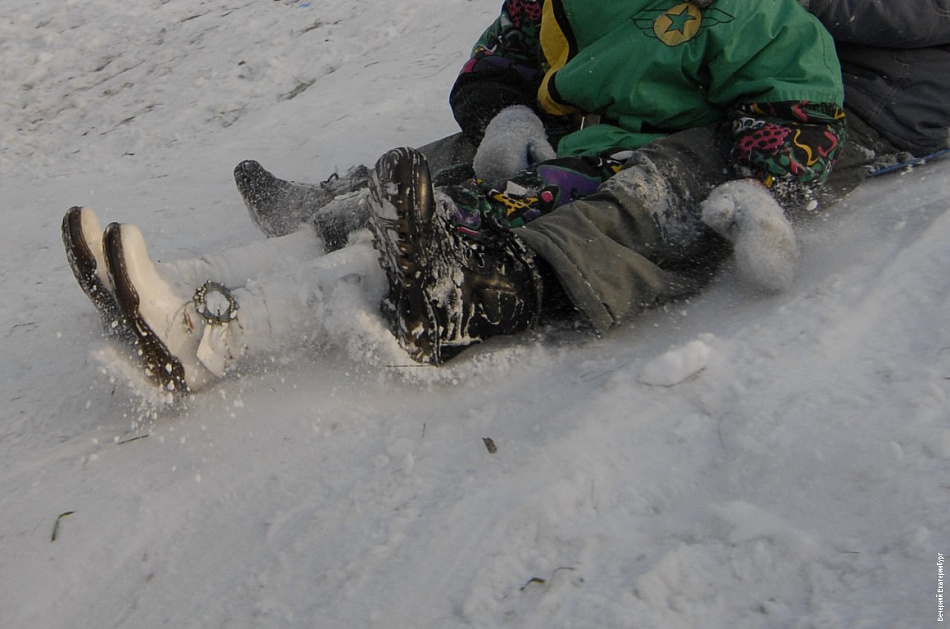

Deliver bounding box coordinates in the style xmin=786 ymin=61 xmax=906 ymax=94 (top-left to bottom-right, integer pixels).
xmin=366 ymin=148 xmax=440 ymax=362
xmin=367 ymin=147 xmax=543 ymax=365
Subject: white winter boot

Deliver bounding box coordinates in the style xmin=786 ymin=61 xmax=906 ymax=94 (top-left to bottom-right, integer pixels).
xmin=700 ymin=178 xmax=799 ymax=292
xmin=104 ymin=223 xmax=245 ymax=394
xmin=100 ymin=222 xmax=385 ymax=395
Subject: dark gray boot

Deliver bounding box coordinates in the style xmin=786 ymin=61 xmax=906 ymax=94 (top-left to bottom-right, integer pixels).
xmin=233 ymin=160 xmax=370 ymax=248
xmin=366 ymin=147 xmax=543 ymax=365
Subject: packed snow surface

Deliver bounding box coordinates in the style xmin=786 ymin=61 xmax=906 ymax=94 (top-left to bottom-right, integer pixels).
xmin=1 ymin=1 xmax=948 ymax=627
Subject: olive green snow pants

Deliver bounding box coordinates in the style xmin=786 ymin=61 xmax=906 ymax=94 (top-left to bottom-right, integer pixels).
xmin=515 ymin=127 xmax=730 ymax=332
xmin=515 ymin=119 xmax=897 ymax=333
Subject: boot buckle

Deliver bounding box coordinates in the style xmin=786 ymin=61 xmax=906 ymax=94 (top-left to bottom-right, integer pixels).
xmin=193 ymin=281 xmax=239 ymax=324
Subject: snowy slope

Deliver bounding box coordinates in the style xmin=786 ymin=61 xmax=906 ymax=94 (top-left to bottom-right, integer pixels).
xmin=1 ymin=1 xmax=948 ymax=627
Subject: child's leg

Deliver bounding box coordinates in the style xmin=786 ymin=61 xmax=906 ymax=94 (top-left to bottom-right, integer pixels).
xmin=516 ymin=127 xmax=733 ymax=332
xmin=163 ymin=225 xmax=323 ymax=289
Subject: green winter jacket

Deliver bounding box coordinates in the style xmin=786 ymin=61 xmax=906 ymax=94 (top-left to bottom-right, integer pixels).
xmin=534 ymin=0 xmax=844 ymax=155
xmin=453 ymin=0 xmax=844 ymax=159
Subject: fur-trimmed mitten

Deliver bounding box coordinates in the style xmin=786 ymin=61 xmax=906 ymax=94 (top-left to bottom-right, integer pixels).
xmin=701 ymin=178 xmax=799 ymax=293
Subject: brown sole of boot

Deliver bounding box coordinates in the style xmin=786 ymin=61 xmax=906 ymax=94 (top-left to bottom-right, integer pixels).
xmin=103 ymin=222 xmax=190 ymax=395
xmin=62 ymin=206 xmax=129 ymax=337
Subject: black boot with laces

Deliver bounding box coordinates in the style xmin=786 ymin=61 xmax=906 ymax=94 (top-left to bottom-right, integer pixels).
xmin=367 ymin=147 xmax=543 ymax=365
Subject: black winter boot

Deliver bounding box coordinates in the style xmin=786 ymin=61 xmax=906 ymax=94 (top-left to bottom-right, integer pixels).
xmin=234 ymin=160 xmax=370 ymax=246
xmin=367 ymin=147 xmax=543 ymax=365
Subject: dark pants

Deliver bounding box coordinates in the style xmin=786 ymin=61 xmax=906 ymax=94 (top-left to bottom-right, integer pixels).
xmin=419 ymin=115 xmax=899 ymax=332
xmin=518 ymin=116 xmax=898 ymax=331
xmin=517 ymin=127 xmax=732 ymax=331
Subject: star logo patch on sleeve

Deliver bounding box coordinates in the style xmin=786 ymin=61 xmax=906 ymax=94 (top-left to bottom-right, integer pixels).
xmin=634 ymin=2 xmax=734 ymax=47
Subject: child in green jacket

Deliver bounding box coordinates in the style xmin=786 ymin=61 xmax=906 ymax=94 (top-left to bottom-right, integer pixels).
xmin=63 ymin=0 xmax=950 ymax=392
xmin=367 ymin=0 xmax=848 ymax=363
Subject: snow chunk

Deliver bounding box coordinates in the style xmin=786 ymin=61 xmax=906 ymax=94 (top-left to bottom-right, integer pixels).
xmin=639 ymin=338 xmax=713 ymax=386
